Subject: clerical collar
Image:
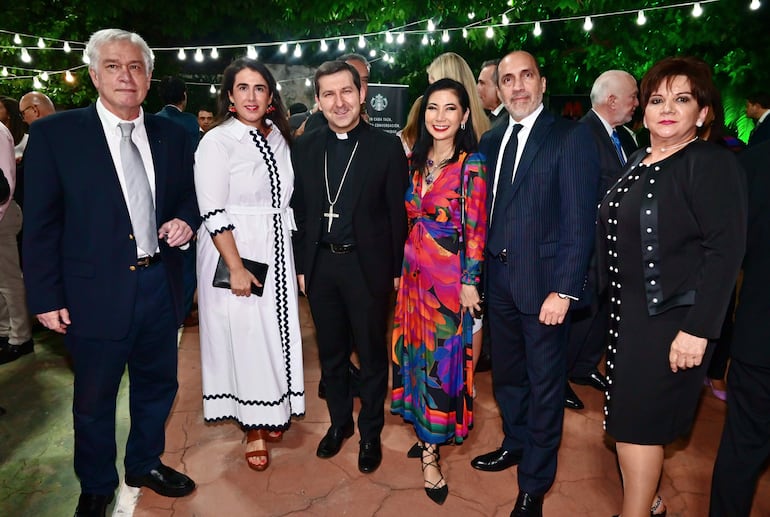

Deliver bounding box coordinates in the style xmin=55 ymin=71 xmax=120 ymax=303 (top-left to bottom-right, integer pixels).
xmin=329 ymin=121 xmax=363 ymax=141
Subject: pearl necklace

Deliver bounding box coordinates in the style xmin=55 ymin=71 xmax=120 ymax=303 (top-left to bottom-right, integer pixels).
xmin=646 ymin=136 xmax=698 ymax=154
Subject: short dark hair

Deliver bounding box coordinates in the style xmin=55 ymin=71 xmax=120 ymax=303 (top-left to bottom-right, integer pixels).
xmin=314 ymin=60 xmax=361 ymax=97
xmin=747 ymin=92 xmax=770 ymax=108
xmin=288 ymin=102 xmax=308 ymax=115
xmin=640 ymin=57 xmax=716 ymax=111
xmin=158 ymin=76 xmax=187 ymax=105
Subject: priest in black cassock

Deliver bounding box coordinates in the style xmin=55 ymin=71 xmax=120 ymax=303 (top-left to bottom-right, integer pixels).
xmin=291 ymin=60 xmax=408 ymax=474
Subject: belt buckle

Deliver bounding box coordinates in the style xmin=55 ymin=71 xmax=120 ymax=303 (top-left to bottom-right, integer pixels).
xmin=136 ymin=256 xmax=151 ymax=267
xmin=330 ymin=243 xmax=345 ymax=254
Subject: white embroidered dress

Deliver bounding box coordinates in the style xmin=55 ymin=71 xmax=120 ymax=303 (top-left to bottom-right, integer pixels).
xmin=195 ymin=117 xmax=304 ymax=429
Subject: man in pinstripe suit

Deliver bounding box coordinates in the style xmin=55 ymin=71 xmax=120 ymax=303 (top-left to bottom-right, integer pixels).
xmin=471 ymin=51 xmax=599 ymax=517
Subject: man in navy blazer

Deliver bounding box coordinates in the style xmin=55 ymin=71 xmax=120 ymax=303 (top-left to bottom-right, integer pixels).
xmin=470 ymin=51 xmax=599 ymax=517
xmin=22 ymin=29 xmax=199 ymax=517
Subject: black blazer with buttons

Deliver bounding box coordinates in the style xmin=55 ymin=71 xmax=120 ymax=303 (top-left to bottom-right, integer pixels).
xmin=22 ymin=105 xmax=200 ymax=340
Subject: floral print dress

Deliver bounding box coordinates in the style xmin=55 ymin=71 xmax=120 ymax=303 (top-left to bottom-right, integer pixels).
xmin=391 ymin=152 xmax=487 ymax=444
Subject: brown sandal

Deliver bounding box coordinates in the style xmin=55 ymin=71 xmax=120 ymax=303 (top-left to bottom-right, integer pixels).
xmin=265 ymin=430 xmax=283 ymax=443
xmin=245 ymin=429 xmax=269 ymax=471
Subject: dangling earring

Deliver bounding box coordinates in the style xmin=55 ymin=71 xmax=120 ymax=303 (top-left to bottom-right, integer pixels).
xmin=696 ymin=120 xmax=703 ymax=127
xmin=228 ymin=103 xmax=237 ymax=114
xmin=460 ymin=122 xmax=466 ymax=130
xmin=266 ymin=104 xmax=276 ymax=114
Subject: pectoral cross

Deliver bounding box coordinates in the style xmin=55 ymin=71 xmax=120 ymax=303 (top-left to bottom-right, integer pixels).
xmin=324 ymin=205 xmax=339 ymax=232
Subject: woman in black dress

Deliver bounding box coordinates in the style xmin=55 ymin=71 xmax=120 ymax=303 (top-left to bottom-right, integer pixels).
xmin=598 ymin=57 xmax=746 ymax=517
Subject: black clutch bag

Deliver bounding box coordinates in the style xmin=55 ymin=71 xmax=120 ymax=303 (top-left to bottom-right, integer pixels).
xmin=212 ymin=256 xmax=268 ymax=296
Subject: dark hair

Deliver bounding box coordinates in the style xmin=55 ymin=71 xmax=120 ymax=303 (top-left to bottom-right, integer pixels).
xmin=288 ymin=102 xmax=308 ymax=115
xmin=314 ymin=60 xmax=360 ymax=97
xmin=747 ymin=92 xmax=770 ymax=108
xmin=411 ymin=78 xmax=478 ymax=173
xmin=0 ymin=96 xmax=27 ymax=145
xmin=214 ymin=58 xmax=292 ymax=143
xmin=197 ymin=106 xmax=214 ymax=115
xmin=158 ymin=76 xmax=186 ymax=105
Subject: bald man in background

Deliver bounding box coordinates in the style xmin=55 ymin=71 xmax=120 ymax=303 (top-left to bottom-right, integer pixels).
xmin=19 ymin=92 xmax=55 ymax=125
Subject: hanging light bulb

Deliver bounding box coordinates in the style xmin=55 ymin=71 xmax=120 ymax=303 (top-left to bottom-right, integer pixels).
xmin=468 ymin=12 xmax=475 ymax=19
xmin=583 ymin=16 xmax=593 ymax=31
xmin=194 ymin=48 xmax=204 ymax=62
xmin=293 ymin=43 xmax=302 ymax=58
xmin=304 ymin=77 xmax=312 ymax=87
xmin=533 ymin=21 xmax=543 ymax=36
xmin=358 ymin=35 xmax=366 ymax=48
xmin=247 ymin=45 xmax=258 ymax=59
xmin=276 ymin=83 xmax=282 ymax=91
xmin=369 ymin=49 xmax=376 ymax=57
xmin=441 ymin=30 xmax=450 ymax=43
xmin=63 ymin=41 xmax=71 ymax=53
xmin=65 ymin=70 xmax=74 ymax=83
xmin=20 ymin=48 xmax=31 ymax=63
xmin=13 ymin=34 xmax=21 ymax=45
xmin=637 ymin=10 xmax=647 ymax=25
xmin=209 ymin=84 xmax=216 ymax=95
xmin=462 ymin=28 xmax=469 ymax=38
xmin=1 ymin=67 xmax=7 ymax=77
xmin=502 ymin=14 xmax=510 ymax=25
xmin=486 ymin=26 xmax=495 ymax=38
xmin=279 ymin=42 xmax=288 ymax=54
xmin=338 ymin=38 xmax=345 ymax=51
xmin=37 ymin=37 xmax=45 ymax=49
xmin=692 ymin=2 xmax=703 ymax=16
xmin=427 ymin=19 xmax=435 ymax=32
xmin=396 ymin=32 xmax=405 ymax=44
xmin=320 ymin=39 xmax=328 ymax=52
xmin=40 ymin=71 xmax=49 ymax=81
xmin=421 ymin=34 xmax=429 ymax=45
xmin=33 ymin=76 xmax=42 ymax=89
xmin=177 ymin=48 xmax=186 ymax=60
xmin=82 ymin=50 xmax=90 ymax=64
xmin=383 ymin=52 xmax=390 ymax=63
xmin=210 ymin=47 xmax=219 ymax=59
xmin=385 ymin=31 xmax=393 ymax=44
xmin=750 ymin=0 xmax=761 ymax=9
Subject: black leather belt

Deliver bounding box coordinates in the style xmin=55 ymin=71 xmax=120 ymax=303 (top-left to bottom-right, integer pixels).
xmin=491 ymin=249 xmax=507 ymax=264
xmin=136 ymin=254 xmax=162 ymax=268
xmin=320 ymin=242 xmax=356 ymax=254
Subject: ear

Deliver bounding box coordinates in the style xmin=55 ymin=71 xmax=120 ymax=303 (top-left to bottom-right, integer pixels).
xmin=541 ymin=76 xmax=547 ymax=94
xmin=89 ymin=68 xmax=99 ymax=89
xmin=228 ymin=91 xmax=235 ymax=105
xmin=359 ymin=88 xmax=366 ymax=106
xmin=461 ymin=109 xmax=470 ymax=126
xmin=315 ymin=95 xmax=322 ymax=112
xmin=697 ymin=105 xmax=709 ymax=127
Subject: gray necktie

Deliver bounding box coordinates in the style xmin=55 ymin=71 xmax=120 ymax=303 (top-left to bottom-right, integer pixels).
xmin=119 ymin=122 xmax=157 ymax=255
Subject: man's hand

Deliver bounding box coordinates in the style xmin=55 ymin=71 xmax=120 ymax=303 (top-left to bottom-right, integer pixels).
xmin=669 ymin=330 xmax=708 ymax=373
xmin=37 ymin=308 xmax=71 ymax=334
xmin=159 ymin=218 xmax=193 ymax=248
xmin=538 ymin=292 xmax=570 ymax=325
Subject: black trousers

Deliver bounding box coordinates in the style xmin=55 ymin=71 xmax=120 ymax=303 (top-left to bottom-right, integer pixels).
xmin=566 ymin=295 xmax=608 ymax=378
xmin=710 ymin=359 xmax=770 ymax=516
xmin=307 ymin=248 xmax=390 ymax=441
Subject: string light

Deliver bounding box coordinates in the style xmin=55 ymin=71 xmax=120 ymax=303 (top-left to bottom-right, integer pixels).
xmin=421 ymin=34 xmax=429 ymax=45
xmin=637 ymin=10 xmax=647 ymax=25
xmin=20 ymin=48 xmax=31 ymax=63
xmin=486 ymin=26 xmax=495 ymax=38
xmin=40 ymin=71 xmax=49 ymax=81
xmin=427 ymin=19 xmax=435 ymax=32
xmin=247 ymin=45 xmax=258 ymax=59
xmin=396 ymin=32 xmax=405 ymax=44
xmin=462 ymin=28 xmax=468 ymax=38
xmin=82 ymin=50 xmax=89 ymax=64
xmin=750 ymin=0 xmax=761 ymax=9
xmin=276 ymin=83 xmax=282 ymax=91
xmin=692 ymin=2 xmax=703 ymax=16
xmin=64 ymin=70 xmax=74 ymax=82
xmin=13 ymin=34 xmax=21 ymax=44
xmin=1 ymin=67 xmax=7 ymax=77
xmin=32 ymin=76 xmax=42 ymax=89
xmin=385 ymin=31 xmax=393 ymax=44
xmin=337 ymin=38 xmax=345 ymax=51
xmin=468 ymin=12 xmax=475 ymax=20
xmin=209 ymin=84 xmax=216 ymax=94
xmin=293 ymin=43 xmax=302 ymax=58
xmin=210 ymin=47 xmax=219 ymax=59
xmin=177 ymin=48 xmax=186 ymax=60
xmin=37 ymin=37 xmax=46 ymax=48
xmin=194 ymin=48 xmax=204 ymax=62
xmin=583 ymin=16 xmax=593 ymax=31
xmin=279 ymin=42 xmax=288 ymax=53
xmin=63 ymin=41 xmax=71 ymax=53
xmin=533 ymin=21 xmax=543 ymax=36
xmin=320 ymin=39 xmax=328 ymax=51
xmin=304 ymin=77 xmax=311 ymax=87
xmin=442 ymin=30 xmax=450 ymax=42
xmin=358 ymin=35 xmax=366 ymax=48
xmin=502 ymin=14 xmax=510 ymax=25
xmin=369 ymin=49 xmax=376 ymax=57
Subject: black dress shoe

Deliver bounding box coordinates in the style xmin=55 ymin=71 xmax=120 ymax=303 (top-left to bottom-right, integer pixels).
xmin=125 ymin=463 xmax=195 ymax=497
xmin=316 ymin=421 xmax=354 ymax=458
xmin=570 ymin=369 xmax=608 ymax=391
xmin=470 ymin=448 xmax=522 ymax=472
xmin=0 ymin=339 xmax=33 ymax=365
xmin=511 ymin=492 xmax=543 ymax=517
xmin=475 ymin=352 xmax=492 ymax=373
xmin=358 ymin=438 xmax=382 ymax=473
xmin=74 ymin=493 xmax=113 ymax=517
xmin=564 ymin=383 xmax=585 ymax=410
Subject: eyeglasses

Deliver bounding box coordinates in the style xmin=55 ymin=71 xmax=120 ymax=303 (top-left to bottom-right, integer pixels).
xmin=20 ymin=105 xmax=37 ymax=116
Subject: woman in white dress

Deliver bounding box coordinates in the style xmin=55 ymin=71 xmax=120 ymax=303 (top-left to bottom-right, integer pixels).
xmin=195 ymin=59 xmax=304 ymax=471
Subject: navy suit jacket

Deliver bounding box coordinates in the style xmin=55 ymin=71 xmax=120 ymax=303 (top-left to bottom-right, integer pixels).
xmin=747 ymin=116 xmax=770 ymax=148
xmin=22 ymin=105 xmax=200 ymax=340
xmin=480 ymin=108 xmax=600 ymax=314
xmin=157 ymin=105 xmax=201 ymax=152
xmin=580 ymin=110 xmax=638 ymax=199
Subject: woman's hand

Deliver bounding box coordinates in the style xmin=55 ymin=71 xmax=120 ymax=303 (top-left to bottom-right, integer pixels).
xmin=669 ymin=330 xmax=708 ymax=373
xmin=460 ymin=284 xmax=481 ymax=315
xmin=229 ymin=266 xmax=260 ymax=297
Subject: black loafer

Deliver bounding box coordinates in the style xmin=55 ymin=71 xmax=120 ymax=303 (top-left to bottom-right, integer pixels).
xmin=316 ymin=421 xmax=354 ymax=458
xmin=74 ymin=493 xmax=113 ymax=517
xmin=570 ymin=369 xmax=608 ymax=391
xmin=470 ymin=448 xmax=522 ymax=472
xmin=358 ymin=438 xmax=382 ymax=473
xmin=125 ymin=463 xmax=195 ymax=497
xmin=511 ymin=492 xmax=543 ymax=517
xmin=0 ymin=339 xmax=34 ymax=365
xmin=564 ymin=383 xmax=585 ymax=410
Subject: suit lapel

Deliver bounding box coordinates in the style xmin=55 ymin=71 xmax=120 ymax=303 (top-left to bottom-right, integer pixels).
xmin=509 ymin=109 xmax=554 ymax=199
xmin=485 ymin=123 xmax=508 ymax=213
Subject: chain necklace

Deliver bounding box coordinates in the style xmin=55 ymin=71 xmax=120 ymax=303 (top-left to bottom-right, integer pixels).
xmin=425 ymin=151 xmax=454 ymax=185
xmin=323 ymin=141 xmax=359 ymax=232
